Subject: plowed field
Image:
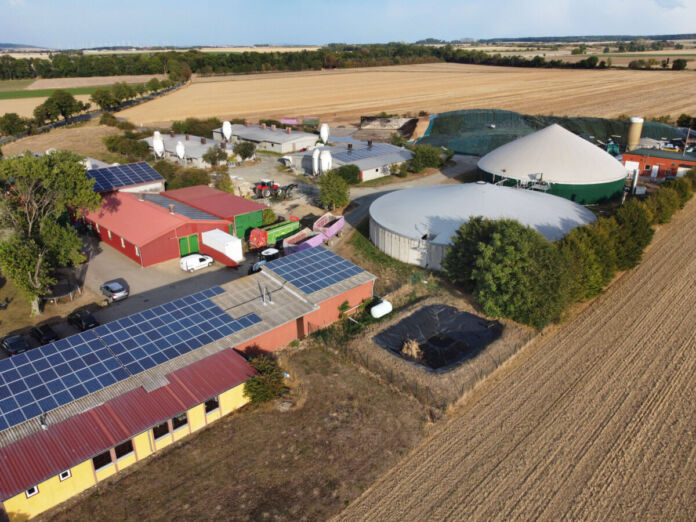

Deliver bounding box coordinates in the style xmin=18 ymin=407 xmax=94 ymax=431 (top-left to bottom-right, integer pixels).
xmin=338 ymin=198 xmax=696 ymax=521
xmin=116 ymin=63 xmax=696 ymax=126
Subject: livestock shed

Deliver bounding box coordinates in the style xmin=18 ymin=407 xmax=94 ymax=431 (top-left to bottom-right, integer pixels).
xmin=369 ymin=182 xmax=596 ymax=270
xmin=143 ymin=133 xmax=235 ymax=168
xmin=477 ymin=124 xmax=627 ymax=204
xmin=213 ymin=123 xmax=318 ymax=154
xmin=286 ymin=142 xmax=412 ymax=182
xmin=622 ymin=148 xmax=696 ymax=180
xmin=163 ymin=185 xmax=267 ymax=239
xmin=0 ymin=248 xmax=375 ymax=518
xmin=86 ymin=161 xmax=165 ymax=194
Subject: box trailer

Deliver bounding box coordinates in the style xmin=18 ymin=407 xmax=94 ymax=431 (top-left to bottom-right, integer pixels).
xmin=283 ymin=227 xmax=325 ymax=254
xmin=201 ymin=229 xmax=244 ymax=263
xmin=248 ymin=217 xmax=300 ymax=249
xmin=312 ymin=212 xmax=345 ymax=243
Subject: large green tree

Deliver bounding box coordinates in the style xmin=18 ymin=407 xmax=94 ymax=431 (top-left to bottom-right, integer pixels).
xmin=614 ymin=199 xmax=654 ymax=270
xmin=90 ymin=87 xmax=117 ymax=110
xmin=202 ymin=146 xmax=228 ymax=166
xmin=233 ymin=141 xmax=256 ymax=161
xmin=0 ymin=112 xmax=28 ymax=136
xmin=0 ymin=151 xmax=101 ymax=314
xmin=318 ymin=170 xmax=349 ymax=210
xmin=47 ymin=90 xmax=89 ymax=121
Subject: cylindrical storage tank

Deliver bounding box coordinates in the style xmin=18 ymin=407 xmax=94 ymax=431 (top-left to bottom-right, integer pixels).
xmin=312 ymin=148 xmax=321 ymax=175
xmin=319 ymin=150 xmax=332 ymax=173
xmin=371 ymin=300 xmax=393 ymax=319
xmin=627 ymin=117 xmax=644 ymax=152
xmin=320 ymin=123 xmax=329 ymax=144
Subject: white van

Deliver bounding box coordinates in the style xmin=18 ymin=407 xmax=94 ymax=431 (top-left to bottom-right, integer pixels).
xmin=179 ymin=254 xmax=214 ymax=272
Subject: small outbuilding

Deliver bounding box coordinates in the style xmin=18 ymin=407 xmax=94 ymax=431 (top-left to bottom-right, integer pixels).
xmin=87 ymin=161 xmax=165 ymax=194
xmin=478 ymin=124 xmax=627 ymax=204
xmin=369 ymin=182 xmax=596 ymax=270
xmin=622 ymin=148 xmax=696 ymax=180
xmin=143 ymin=133 xmax=235 ymax=168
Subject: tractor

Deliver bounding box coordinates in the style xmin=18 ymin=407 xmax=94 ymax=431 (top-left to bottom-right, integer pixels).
xmin=254 ymin=179 xmax=298 ymax=199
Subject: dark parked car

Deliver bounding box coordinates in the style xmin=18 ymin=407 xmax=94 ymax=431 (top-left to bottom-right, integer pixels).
xmin=67 ymin=310 xmax=99 ymax=331
xmin=30 ymin=325 xmax=60 ymax=345
xmin=1 ymin=335 xmax=30 ymax=356
xmin=100 ymin=281 xmax=129 ymax=303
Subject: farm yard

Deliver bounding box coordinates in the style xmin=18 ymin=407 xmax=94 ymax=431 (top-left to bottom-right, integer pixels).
xmin=338 ymin=196 xmax=696 ymax=521
xmin=117 ymin=63 xmax=696 ymax=126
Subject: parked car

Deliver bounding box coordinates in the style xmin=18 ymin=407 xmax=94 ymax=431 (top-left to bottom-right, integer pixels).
xmin=180 ymin=254 xmax=214 ymax=273
xmin=1 ymin=335 xmax=29 ymax=356
xmin=67 ymin=310 xmax=99 ymax=331
xmin=30 ymin=325 xmax=60 ymax=345
xmin=100 ymin=281 xmax=129 ymax=303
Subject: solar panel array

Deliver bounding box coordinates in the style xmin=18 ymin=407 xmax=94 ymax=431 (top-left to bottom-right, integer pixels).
xmin=332 ymin=143 xmax=398 ymax=163
xmin=0 ymin=287 xmax=261 ymax=431
xmin=87 ymin=162 xmax=164 ymax=193
xmin=265 ymin=246 xmax=364 ymax=295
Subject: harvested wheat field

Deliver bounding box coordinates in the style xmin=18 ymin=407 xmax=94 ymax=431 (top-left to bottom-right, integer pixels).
xmin=2 ymin=120 xmax=119 ymax=158
xmin=337 ymin=197 xmax=696 ymax=521
xmin=0 ymin=94 xmax=91 ymax=118
xmin=117 ymin=63 xmax=696 ymax=126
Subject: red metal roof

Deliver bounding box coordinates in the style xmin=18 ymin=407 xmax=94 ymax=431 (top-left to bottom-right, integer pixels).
xmin=83 ymin=192 xmax=227 ymax=247
xmin=0 ymin=349 xmax=255 ymax=501
xmin=163 ymin=185 xmax=267 ymax=221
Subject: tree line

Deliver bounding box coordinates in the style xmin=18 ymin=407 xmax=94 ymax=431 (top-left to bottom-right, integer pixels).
xmin=443 ymin=175 xmax=695 ymax=329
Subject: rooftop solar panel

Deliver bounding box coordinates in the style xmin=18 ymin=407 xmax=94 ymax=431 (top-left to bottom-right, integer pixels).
xmin=87 ymin=162 xmax=164 ymax=193
xmin=332 ymin=143 xmax=398 ymax=163
xmin=264 ymin=246 xmax=364 ymax=295
xmin=0 ymin=286 xmax=261 ymax=431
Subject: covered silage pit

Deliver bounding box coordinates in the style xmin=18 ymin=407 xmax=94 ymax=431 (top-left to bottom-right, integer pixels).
xmin=368 ymin=182 xmax=596 ymax=270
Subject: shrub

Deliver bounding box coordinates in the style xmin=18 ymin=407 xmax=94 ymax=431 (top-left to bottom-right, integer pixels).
xmin=556 ymin=227 xmax=604 ymax=301
xmin=644 ymin=187 xmax=680 ymax=224
xmin=335 ymin=164 xmax=360 ymax=184
xmin=672 ymin=58 xmax=688 ymax=70
xmin=99 ymin=112 xmax=118 ymax=126
xmin=214 ymin=171 xmax=233 ymax=193
xmin=409 ymin=144 xmax=443 ymax=173
xmin=614 ymin=199 xmax=654 ymax=270
xmin=233 ymin=141 xmax=256 ymax=161
xmin=243 ymin=356 xmax=285 ymax=404
xmin=391 ymin=162 xmax=409 ymax=177
xmin=442 ymin=216 xmax=499 ymax=292
xmin=586 ymin=217 xmax=620 ymax=286
xmin=318 ymin=170 xmax=349 ymax=210
xmin=262 ymin=208 xmax=276 ymax=226
xmin=171 ymin=117 xmax=221 ymax=138
xmin=662 ymin=177 xmax=693 ymax=207
xmin=103 ymin=132 xmax=149 ymax=160
xmin=167 ymin=167 xmax=210 ymax=189
xmin=202 ymin=146 xmax=228 ymax=166
xmin=391 ymin=132 xmax=406 ymax=146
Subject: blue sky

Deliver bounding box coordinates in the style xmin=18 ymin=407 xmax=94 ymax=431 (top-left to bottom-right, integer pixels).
xmin=1 ymin=0 xmax=694 ymax=49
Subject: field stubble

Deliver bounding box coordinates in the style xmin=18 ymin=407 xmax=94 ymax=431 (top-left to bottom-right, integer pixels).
xmin=117 ymin=63 xmax=696 ymax=126
xmin=337 ymin=196 xmax=696 ymax=521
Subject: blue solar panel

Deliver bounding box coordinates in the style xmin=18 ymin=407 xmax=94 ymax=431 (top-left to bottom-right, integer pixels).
xmin=332 ymin=143 xmax=397 ymax=163
xmin=264 ymin=246 xmax=364 ymax=295
xmin=0 ymin=286 xmax=263 ymax=431
xmin=87 ymin=162 xmax=164 ymax=193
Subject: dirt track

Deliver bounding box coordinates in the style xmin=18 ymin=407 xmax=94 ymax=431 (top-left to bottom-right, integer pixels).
xmin=116 ymin=63 xmax=696 ymax=126
xmin=337 ymin=198 xmax=696 ymax=520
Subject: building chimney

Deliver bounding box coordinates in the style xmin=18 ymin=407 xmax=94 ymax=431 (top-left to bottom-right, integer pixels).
xmin=244 ymin=120 xmax=250 ymax=127
xmin=367 ymin=140 xmax=373 ymax=148
xmin=168 ymin=204 xmax=175 ymax=214
xmin=185 ymin=134 xmax=189 ymax=141
xmin=286 ymin=127 xmax=291 ymax=134
xmin=169 ymin=130 xmax=175 ymax=138
xmin=261 ymin=123 xmax=266 ymax=130
xmin=201 ymin=137 xmax=206 ymax=144
xmin=348 ymin=143 xmax=353 ymax=151
xmin=271 ymin=124 xmax=276 ymax=131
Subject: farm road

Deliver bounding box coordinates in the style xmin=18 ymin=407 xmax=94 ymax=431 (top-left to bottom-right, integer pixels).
xmin=337 ymin=197 xmax=696 ymax=520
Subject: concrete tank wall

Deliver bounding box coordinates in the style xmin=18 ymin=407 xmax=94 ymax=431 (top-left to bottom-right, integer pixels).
xmin=369 ymin=216 xmax=447 ymax=270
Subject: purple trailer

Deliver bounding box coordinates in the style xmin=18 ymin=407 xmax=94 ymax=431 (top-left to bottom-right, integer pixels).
xmin=312 ymin=212 xmax=345 ymax=242
xmin=283 ymin=227 xmax=325 ymax=254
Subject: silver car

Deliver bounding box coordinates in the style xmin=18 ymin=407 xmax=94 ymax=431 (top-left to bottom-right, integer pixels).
xmin=100 ymin=281 xmax=129 ymax=302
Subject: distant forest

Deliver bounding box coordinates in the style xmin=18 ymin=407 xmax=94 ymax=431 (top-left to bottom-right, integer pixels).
xmin=478 ymin=34 xmax=696 ymax=43
xmin=0 ymin=38 xmax=688 ymax=81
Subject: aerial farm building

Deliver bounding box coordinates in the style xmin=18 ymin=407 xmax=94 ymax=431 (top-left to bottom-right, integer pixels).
xmin=212 ymin=123 xmax=318 ymax=154
xmin=622 ymin=148 xmax=696 ymax=180
xmin=86 ymin=162 xmax=165 ymax=194
xmin=0 ymin=248 xmax=375 ymax=519
xmin=369 ymin=182 xmax=596 ymax=270
xmin=143 ymin=133 xmax=235 ymax=169
xmin=286 ymin=142 xmax=412 ymax=182
xmin=478 ymin=124 xmax=627 ymax=204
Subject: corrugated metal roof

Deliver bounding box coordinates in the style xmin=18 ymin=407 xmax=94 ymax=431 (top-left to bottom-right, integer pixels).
xmin=143 ymin=134 xmax=230 ymax=160
xmin=224 ymin=124 xmax=317 ymax=145
xmin=142 ymin=194 xmax=219 ymax=220
xmin=163 ymin=186 xmax=267 ymax=220
xmin=625 ymin=147 xmax=696 ymax=162
xmin=0 ymin=349 xmax=254 ymax=501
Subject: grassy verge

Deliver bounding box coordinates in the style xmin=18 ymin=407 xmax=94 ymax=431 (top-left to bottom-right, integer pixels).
xmin=41 ymin=346 xmax=426 ymax=521
xmin=0 ymin=79 xmax=35 ymax=92
xmin=0 ymin=87 xmax=104 ymax=100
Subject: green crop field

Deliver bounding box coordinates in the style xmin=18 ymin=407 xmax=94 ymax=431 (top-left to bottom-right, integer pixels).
xmin=0 ymin=79 xmax=35 ymax=92
xmin=0 ymin=86 xmax=102 ymax=100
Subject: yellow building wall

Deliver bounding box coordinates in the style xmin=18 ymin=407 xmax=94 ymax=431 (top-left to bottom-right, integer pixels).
xmin=133 ymin=431 xmax=153 ymax=460
xmin=206 ymin=408 xmax=221 ymax=423
xmin=172 ymin=424 xmax=190 ymax=442
xmin=95 ymin=462 xmax=117 ymax=482
xmin=188 ymin=404 xmax=206 ymax=433
xmin=219 ymin=384 xmax=249 ymax=415
xmin=3 ymin=460 xmax=96 ymax=520
xmin=116 ymin=451 xmax=137 ymax=471
xmin=154 ymin=433 xmax=172 ymax=451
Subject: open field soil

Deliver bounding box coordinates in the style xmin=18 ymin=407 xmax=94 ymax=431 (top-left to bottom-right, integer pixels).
xmin=0 ymin=94 xmax=92 ymax=118
xmin=1 ymin=120 xmax=119 ymax=158
xmin=39 ymin=346 xmax=426 ymax=522
xmin=117 ymin=63 xmax=696 ymax=126
xmin=337 ymin=197 xmax=696 ymax=521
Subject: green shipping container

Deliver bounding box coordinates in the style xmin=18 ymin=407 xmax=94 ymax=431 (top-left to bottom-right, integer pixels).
xmin=231 ymin=210 xmax=263 ymax=239
xmin=265 ymin=220 xmax=300 ymax=244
